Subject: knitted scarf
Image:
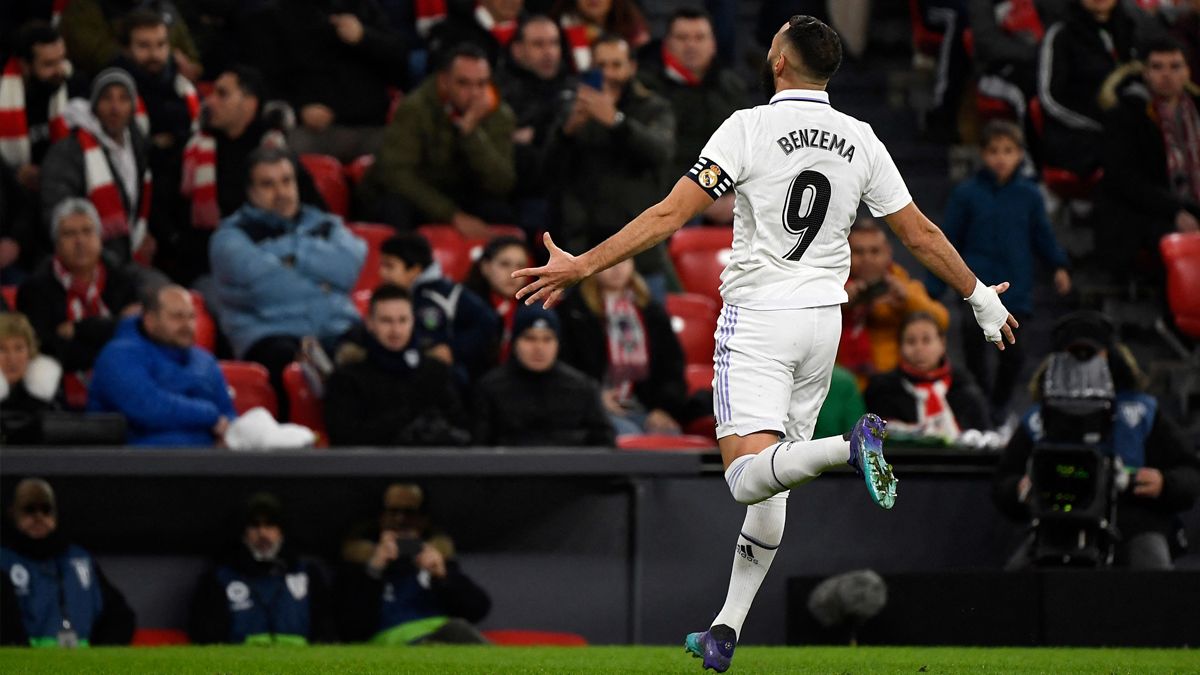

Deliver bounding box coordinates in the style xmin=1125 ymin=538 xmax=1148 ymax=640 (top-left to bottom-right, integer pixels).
xmin=491 ymin=290 xmax=516 ymax=363
xmin=661 ymin=43 xmax=701 ymax=86
xmin=899 ymin=360 xmax=960 ymax=436
xmin=474 ymin=4 xmax=517 ymax=48
xmin=0 ymin=57 xmax=69 ymax=169
xmin=76 ymin=127 xmax=151 ymax=256
xmin=53 ymin=256 xmax=109 ymax=409
xmin=604 ymin=291 xmax=649 ymax=404
xmin=133 ymin=72 xmax=200 ymax=137
xmin=181 ymin=128 xmax=286 ymax=229
xmin=560 ymin=13 xmax=596 ymax=72
xmin=415 ymin=0 xmax=448 ymax=38
xmin=1153 ymin=94 xmax=1200 ymax=205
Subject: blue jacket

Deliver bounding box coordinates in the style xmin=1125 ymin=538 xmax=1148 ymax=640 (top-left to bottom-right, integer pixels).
xmin=1 ymin=544 xmax=104 ymax=645
xmin=88 ymin=318 xmax=236 ymax=446
xmin=209 ymin=204 xmax=366 ymax=357
xmin=929 ymin=170 xmax=1068 ymax=315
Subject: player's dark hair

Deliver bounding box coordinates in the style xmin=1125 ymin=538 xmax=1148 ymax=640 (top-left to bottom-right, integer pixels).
xmin=119 ymin=8 xmax=168 ymax=47
xmin=979 ymin=120 xmax=1025 ymax=150
xmin=369 ymin=284 xmax=413 ymax=314
xmin=515 ymin=14 xmax=558 ymax=43
xmin=667 ymin=7 xmax=714 ymax=33
xmin=782 ymin=15 xmax=841 ymax=82
xmin=380 ymin=233 xmax=434 ymax=271
xmin=437 ymin=43 xmax=489 ymax=73
xmin=15 ymin=21 xmax=60 ymax=62
xmin=900 ymin=311 xmax=945 ymax=339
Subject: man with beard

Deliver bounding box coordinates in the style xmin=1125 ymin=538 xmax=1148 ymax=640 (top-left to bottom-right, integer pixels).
xmin=1 ymin=478 xmax=135 ymax=647
xmin=188 ymin=493 xmax=335 ymax=645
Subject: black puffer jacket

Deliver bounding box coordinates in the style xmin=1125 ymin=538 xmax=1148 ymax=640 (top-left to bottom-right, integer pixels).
xmin=471 ymin=359 xmax=614 ymax=447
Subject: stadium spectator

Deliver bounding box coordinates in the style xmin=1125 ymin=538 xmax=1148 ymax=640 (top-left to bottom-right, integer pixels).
xmin=637 ymin=7 xmax=749 ymax=222
xmin=0 ymin=313 xmax=61 ymax=439
xmin=112 ymin=9 xmax=198 ymax=155
xmin=812 ymin=364 xmax=866 ymax=439
xmin=360 ymin=44 xmax=516 ymax=235
xmin=495 ymin=14 xmax=573 ymax=235
xmin=968 ymin=0 xmax=1070 ymax=125
xmin=87 ymin=284 xmax=235 ymax=446
xmin=1037 ymin=0 xmax=1158 ymax=175
xmin=838 ymin=218 xmax=950 ymax=389
xmin=16 ymin=198 xmax=141 ymax=409
xmin=552 ymin=0 xmax=649 ymax=71
xmin=428 ymin=0 xmax=525 ymax=67
xmin=324 ymin=284 xmax=467 ymax=447
xmin=208 ymin=146 xmax=365 ymax=415
xmin=59 ymin=0 xmax=201 ymax=81
xmin=41 ymin=67 xmax=154 ymax=266
xmin=865 ymin=311 xmax=991 ymax=439
xmin=1096 ymin=36 xmax=1200 ymax=279
xmin=188 ymin=493 xmax=336 ymax=645
xmin=556 ymin=258 xmax=694 ymax=437
xmin=0 ymin=478 xmax=135 ymax=647
xmin=463 ymin=236 xmax=530 ymax=363
xmin=547 ymin=34 xmax=676 ymax=298
xmin=254 ymin=0 xmax=406 ymax=163
xmin=376 ymin=233 xmax=499 ymax=382
xmin=338 ymin=483 xmax=491 ymax=644
xmin=994 ymin=311 xmax=1200 ymax=569
xmin=929 ymin=120 xmax=1070 ymax=422
xmin=472 ymin=305 xmax=615 ymax=445
xmin=171 ymin=66 xmax=326 ymax=285
xmin=1168 ymin=0 xmax=1199 ymax=84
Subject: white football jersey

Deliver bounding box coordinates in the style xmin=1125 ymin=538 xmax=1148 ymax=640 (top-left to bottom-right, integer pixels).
xmin=686 ymin=89 xmax=912 ymax=310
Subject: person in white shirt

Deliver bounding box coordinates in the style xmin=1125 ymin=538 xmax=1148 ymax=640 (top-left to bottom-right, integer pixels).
xmin=514 ymin=15 xmax=1017 ymax=672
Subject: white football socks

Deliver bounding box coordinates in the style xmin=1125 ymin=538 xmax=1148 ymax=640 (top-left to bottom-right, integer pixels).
xmin=711 ymin=491 xmax=788 ymax=637
xmin=723 ymin=437 xmax=850 ymax=505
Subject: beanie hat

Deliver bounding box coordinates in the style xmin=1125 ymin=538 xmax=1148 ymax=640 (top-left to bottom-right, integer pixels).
xmin=90 ymin=67 xmax=137 ymax=111
xmin=512 ymin=306 xmax=560 ymax=339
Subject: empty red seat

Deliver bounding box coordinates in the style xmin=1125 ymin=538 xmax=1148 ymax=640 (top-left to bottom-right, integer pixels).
xmin=190 ymin=291 xmax=216 ymax=353
xmin=618 ymin=434 xmax=716 ymax=451
xmin=417 ymin=225 xmax=526 ymax=282
xmin=669 ymin=227 xmax=732 ymax=304
xmin=349 ymin=222 xmax=394 ymax=292
xmin=283 ymin=362 xmax=326 ymax=444
xmin=685 ymin=363 xmax=714 ymax=396
xmin=1161 ymin=233 xmax=1200 ymax=338
xmin=665 ymin=293 xmax=718 ymax=366
xmin=482 ymin=630 xmax=588 ymax=646
xmin=218 ymin=361 xmax=278 ymax=417
xmin=299 ymin=153 xmax=349 ymax=218
xmin=1 ymin=285 xmax=16 ymax=309
xmin=344 ymin=154 xmax=375 ymax=186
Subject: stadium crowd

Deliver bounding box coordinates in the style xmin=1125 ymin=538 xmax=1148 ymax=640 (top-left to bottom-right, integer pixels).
xmin=1 ymin=0 xmax=1200 ymax=646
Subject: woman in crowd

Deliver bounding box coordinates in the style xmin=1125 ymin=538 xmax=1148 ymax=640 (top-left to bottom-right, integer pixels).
xmin=463 ymin=236 xmax=530 ymax=364
xmin=0 ymin=312 xmax=61 ymax=418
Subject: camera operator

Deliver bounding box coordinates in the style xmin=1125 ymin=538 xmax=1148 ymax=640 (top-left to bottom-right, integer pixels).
xmin=336 ymin=483 xmax=491 ymax=645
xmin=993 ymin=311 xmax=1200 ymax=570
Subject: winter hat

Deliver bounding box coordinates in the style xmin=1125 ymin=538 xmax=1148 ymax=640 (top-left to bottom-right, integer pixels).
xmin=243 ymin=492 xmax=284 ymax=528
xmin=90 ymin=67 xmax=138 ymax=111
xmin=512 ymin=306 xmax=560 ymax=339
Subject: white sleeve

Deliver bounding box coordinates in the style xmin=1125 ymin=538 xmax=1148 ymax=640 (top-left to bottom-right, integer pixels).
xmin=685 ymin=112 xmax=746 ymax=200
xmin=860 ymin=123 xmax=912 ymax=217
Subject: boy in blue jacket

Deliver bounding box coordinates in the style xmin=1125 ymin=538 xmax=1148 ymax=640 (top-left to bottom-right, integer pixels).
xmin=929 ymin=120 xmax=1072 ymax=423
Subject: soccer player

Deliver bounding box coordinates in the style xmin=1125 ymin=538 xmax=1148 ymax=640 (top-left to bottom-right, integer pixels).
xmin=514 ymin=16 xmax=1017 ymax=672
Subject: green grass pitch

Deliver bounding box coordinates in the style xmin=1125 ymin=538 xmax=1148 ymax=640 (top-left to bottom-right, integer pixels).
xmin=2 ymin=645 xmax=1199 ymax=674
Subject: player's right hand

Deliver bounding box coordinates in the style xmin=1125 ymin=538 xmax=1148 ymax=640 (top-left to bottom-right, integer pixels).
xmin=513 ymin=233 xmax=585 ymax=309
xmin=966 ymin=280 xmax=1018 ymax=351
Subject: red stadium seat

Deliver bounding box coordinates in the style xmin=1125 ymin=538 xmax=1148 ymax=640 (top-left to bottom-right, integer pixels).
xmin=131 ymin=628 xmax=190 ymax=646
xmin=618 ymin=434 xmax=716 ymax=451
xmin=1 ymin=285 xmax=16 ymax=309
xmin=219 ymin=361 xmax=278 ymax=417
xmin=352 ymin=288 xmax=372 ymax=318
xmin=669 ymin=227 xmax=732 ymax=303
xmin=418 ymin=225 xmax=526 ymax=282
xmin=349 ymin=222 xmax=394 ymax=292
xmin=685 ymin=363 xmax=714 ymax=396
xmin=283 ymin=362 xmax=326 ymax=444
xmin=344 ymin=154 xmax=375 ymax=186
xmin=299 ymin=153 xmax=349 ymax=218
xmin=190 ymin=291 xmax=216 ymax=353
xmin=1161 ymin=233 xmax=1200 ymax=339
xmin=665 ymin=293 xmax=718 ymax=366
xmin=976 ymin=91 xmax=1016 ymax=123
xmin=482 ymin=630 xmax=588 ymax=646
xmin=1042 ymin=166 xmax=1103 ymax=201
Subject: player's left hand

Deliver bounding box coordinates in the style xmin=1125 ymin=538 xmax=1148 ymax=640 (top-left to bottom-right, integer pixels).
xmin=513 ymin=233 xmax=584 ymax=309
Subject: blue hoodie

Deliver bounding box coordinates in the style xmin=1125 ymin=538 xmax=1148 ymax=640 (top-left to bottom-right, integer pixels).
xmin=928 ymin=169 xmax=1069 ymax=316
xmin=209 ymin=204 xmax=366 ymax=357
xmin=88 ymin=317 xmax=236 ymax=446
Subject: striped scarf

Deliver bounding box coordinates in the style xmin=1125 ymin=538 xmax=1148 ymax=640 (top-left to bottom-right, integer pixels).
xmin=52 ymin=255 xmax=108 ymax=409
xmin=900 ymin=361 xmax=961 ymax=436
xmin=560 ymin=13 xmax=596 ymax=72
xmin=76 ymin=127 xmax=151 ymax=256
xmin=0 ymin=57 xmax=70 ymax=169
xmin=661 ymin=43 xmax=700 ymax=86
xmin=604 ymin=291 xmax=649 ymax=404
xmin=474 ymin=4 xmax=517 ymax=47
xmin=415 ymin=0 xmax=448 ymax=38
xmin=1154 ymin=94 xmax=1200 ymax=205
xmin=181 ymin=128 xmax=286 ymax=229
xmin=133 ymin=71 xmax=199 ymax=137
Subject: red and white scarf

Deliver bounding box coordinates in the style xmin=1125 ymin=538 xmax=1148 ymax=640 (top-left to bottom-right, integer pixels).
xmin=1154 ymin=94 xmax=1200 ymax=205
xmin=0 ymin=57 xmax=70 ymax=169
xmin=492 ymin=291 xmax=516 ymax=362
xmin=475 ymin=4 xmax=517 ymax=47
xmin=181 ymin=128 xmax=286 ymax=229
xmin=133 ymin=72 xmax=200 ymax=137
xmin=77 ymin=127 xmax=151 ymax=253
xmin=900 ymin=361 xmax=961 ymax=436
xmin=53 ymin=255 xmax=108 ymax=409
xmin=51 ymin=0 xmax=69 ymax=26
xmin=415 ymin=0 xmax=448 ymax=38
xmin=560 ymin=13 xmax=596 ymax=72
xmin=661 ymin=43 xmax=701 ymax=86
xmin=604 ymin=292 xmax=650 ymax=404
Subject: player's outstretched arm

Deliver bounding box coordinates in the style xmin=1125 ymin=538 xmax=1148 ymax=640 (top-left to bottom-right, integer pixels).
xmin=513 ymin=178 xmax=713 ymax=308
xmin=883 ymin=202 xmax=1019 ymax=351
